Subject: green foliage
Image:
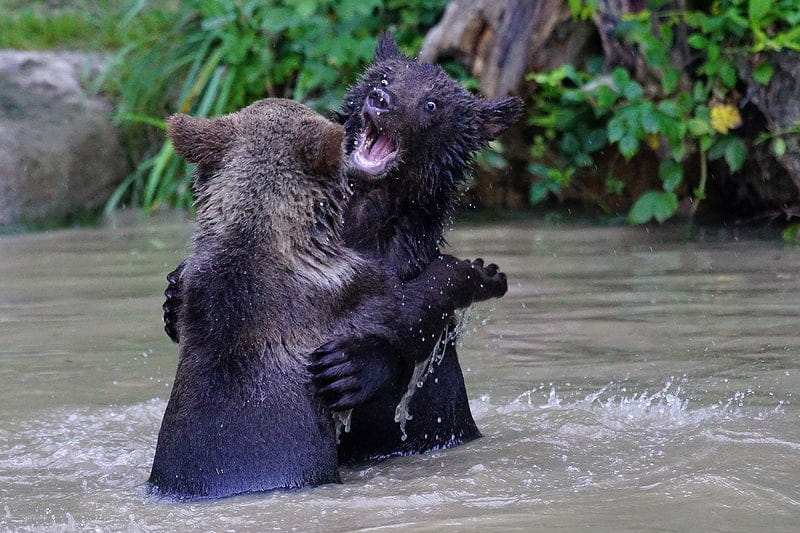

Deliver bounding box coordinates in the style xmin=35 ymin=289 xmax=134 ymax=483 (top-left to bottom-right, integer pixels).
xmin=527 ymin=0 xmax=800 ymax=224
xmin=629 ymin=191 xmax=679 ymax=224
xmin=783 ymin=223 xmax=800 ymax=244
xmin=103 ymin=0 xmax=448 ymax=212
xmin=0 ymin=1 xmax=170 ymax=50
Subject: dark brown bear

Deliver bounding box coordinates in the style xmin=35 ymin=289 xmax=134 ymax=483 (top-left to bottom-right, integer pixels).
xmin=313 ymin=35 xmax=523 ymax=463
xmin=149 ymin=98 xmax=507 ymax=500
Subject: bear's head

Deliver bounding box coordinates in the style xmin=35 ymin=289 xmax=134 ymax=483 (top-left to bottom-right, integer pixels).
xmin=340 ymin=34 xmax=523 ymax=191
xmin=168 ymin=99 xmax=346 ymax=255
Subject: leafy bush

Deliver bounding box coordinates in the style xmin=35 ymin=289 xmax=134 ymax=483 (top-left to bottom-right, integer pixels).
xmin=527 ymin=0 xmax=800 ymax=224
xmin=103 ymin=0 xmax=448 ymax=212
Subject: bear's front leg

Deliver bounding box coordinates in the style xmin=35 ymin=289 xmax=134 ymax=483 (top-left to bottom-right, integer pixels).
xmin=309 ymin=255 xmax=507 ymax=411
xmin=425 ymin=255 xmax=508 ymax=308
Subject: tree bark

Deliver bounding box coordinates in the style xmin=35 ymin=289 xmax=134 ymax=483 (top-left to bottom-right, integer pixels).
xmin=419 ymin=0 xmax=594 ymax=99
xmin=420 ymin=0 xmax=595 ymax=208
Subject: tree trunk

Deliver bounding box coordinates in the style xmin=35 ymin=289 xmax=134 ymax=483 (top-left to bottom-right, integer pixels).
xmin=420 ymin=0 xmax=595 ymax=208
xmin=420 ymin=0 xmax=594 ymax=99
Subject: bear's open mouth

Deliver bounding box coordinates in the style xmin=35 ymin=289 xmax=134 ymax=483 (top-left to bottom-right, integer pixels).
xmin=351 ymin=113 xmax=397 ymax=177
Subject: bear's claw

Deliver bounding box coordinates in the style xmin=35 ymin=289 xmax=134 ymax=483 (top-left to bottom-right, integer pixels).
xmin=309 ymin=335 xmax=398 ymax=411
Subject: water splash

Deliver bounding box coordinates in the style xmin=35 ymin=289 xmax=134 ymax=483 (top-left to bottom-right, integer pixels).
xmin=333 ymin=409 xmax=353 ymax=442
xmin=0 ymin=400 xmax=164 ymax=473
xmin=492 ymin=380 xmax=754 ymax=433
xmin=393 ymin=303 xmax=495 ymax=440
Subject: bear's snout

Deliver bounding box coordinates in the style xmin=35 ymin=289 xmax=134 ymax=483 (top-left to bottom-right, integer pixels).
xmin=366 ymin=88 xmax=396 ymax=115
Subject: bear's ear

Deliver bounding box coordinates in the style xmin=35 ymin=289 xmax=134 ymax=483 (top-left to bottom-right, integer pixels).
xmin=374 ymin=33 xmax=406 ymax=62
xmin=479 ymin=96 xmax=524 ymax=140
xmin=168 ymin=114 xmax=234 ymax=168
xmin=303 ymin=120 xmax=345 ymax=175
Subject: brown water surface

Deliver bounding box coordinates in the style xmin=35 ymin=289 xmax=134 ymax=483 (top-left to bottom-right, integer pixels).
xmin=0 ymin=216 xmax=798 ymax=531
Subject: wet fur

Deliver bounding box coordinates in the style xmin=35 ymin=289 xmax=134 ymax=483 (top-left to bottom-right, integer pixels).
xmin=326 ymin=35 xmax=522 ymax=462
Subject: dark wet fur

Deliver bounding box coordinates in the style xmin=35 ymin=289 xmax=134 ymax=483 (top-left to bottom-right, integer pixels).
xmin=331 ymin=35 xmax=521 ymax=462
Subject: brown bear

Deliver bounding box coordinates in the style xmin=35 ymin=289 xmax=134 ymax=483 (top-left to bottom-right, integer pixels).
xmin=148 ymin=98 xmax=507 ymax=500
xmin=162 ymin=35 xmax=522 ymax=465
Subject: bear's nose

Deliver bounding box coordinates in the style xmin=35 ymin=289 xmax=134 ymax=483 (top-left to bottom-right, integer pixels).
xmin=366 ymin=88 xmax=396 ymax=112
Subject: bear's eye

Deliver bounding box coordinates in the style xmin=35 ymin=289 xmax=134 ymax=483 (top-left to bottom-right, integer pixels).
xmin=380 ymin=78 xmax=389 ymax=87
xmin=425 ymin=101 xmax=437 ymax=112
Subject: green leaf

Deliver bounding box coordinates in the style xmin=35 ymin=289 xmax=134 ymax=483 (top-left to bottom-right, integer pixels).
xmin=583 ymin=128 xmax=608 ymax=153
xmin=561 ymin=132 xmax=581 ymax=154
xmin=629 ymin=191 xmax=679 ymax=224
xmin=693 ymin=80 xmax=707 ymax=102
xmin=659 ymin=160 xmax=683 ymax=192
xmin=612 ymin=67 xmax=631 ymax=89
xmin=724 ymin=137 xmax=747 ymax=171
xmin=596 ymin=85 xmax=618 ymax=108
xmin=753 ymin=62 xmax=774 ymax=84
xmin=676 ymin=91 xmax=695 ymax=114
xmin=657 ymin=100 xmax=681 ymax=118
xmin=700 ymin=14 xmax=725 ymax=33
xmin=660 ymin=25 xmax=674 ymax=46
xmin=662 ymin=67 xmax=680 ymax=94
xmin=707 ymin=43 xmax=721 ymax=63
xmin=623 ymin=80 xmax=644 ymax=101
xmin=607 ymin=118 xmax=626 ymax=143
xmin=719 ymin=61 xmax=737 ymax=88
xmin=527 ymin=163 xmax=551 ymax=179
xmin=687 ymin=34 xmax=708 ymax=49
xmin=529 ymin=179 xmax=559 ymax=205
xmin=783 ymin=223 xmax=800 ymax=244
xmin=642 ymin=34 xmax=669 ymax=68
xmin=619 ymin=134 xmax=639 ymax=160
xmin=295 ymin=0 xmax=318 ymax=18
xmin=641 ymin=104 xmax=660 ymax=134
xmin=112 ymin=113 xmax=167 ymax=129
xmin=670 ymin=141 xmax=688 ymax=161
xmin=772 ymin=137 xmax=787 ymax=157
xmin=687 ymin=118 xmax=713 ymax=136
xmin=707 ymin=138 xmax=727 ymax=160
xmin=605 ymin=174 xmax=625 ymax=195
xmin=574 ymin=152 xmax=594 ymax=167
xmin=658 ymin=113 xmax=686 ymax=143
xmin=748 ymin=0 xmax=770 ymax=22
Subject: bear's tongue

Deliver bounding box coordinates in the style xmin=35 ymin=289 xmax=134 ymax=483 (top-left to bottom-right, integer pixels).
xmin=352 ymin=121 xmax=397 ymax=176
xmin=368 ymin=133 xmax=395 ymax=160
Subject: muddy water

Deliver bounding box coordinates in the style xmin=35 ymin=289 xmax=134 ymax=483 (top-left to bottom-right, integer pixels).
xmin=0 ymin=216 xmax=798 ymax=531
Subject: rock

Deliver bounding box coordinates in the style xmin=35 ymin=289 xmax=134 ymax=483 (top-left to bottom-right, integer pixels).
xmin=0 ymin=50 xmax=129 ymax=226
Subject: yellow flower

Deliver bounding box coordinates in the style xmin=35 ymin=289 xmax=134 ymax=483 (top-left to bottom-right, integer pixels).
xmin=646 ymin=134 xmax=660 ymax=150
xmin=710 ymin=104 xmax=742 ymax=134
